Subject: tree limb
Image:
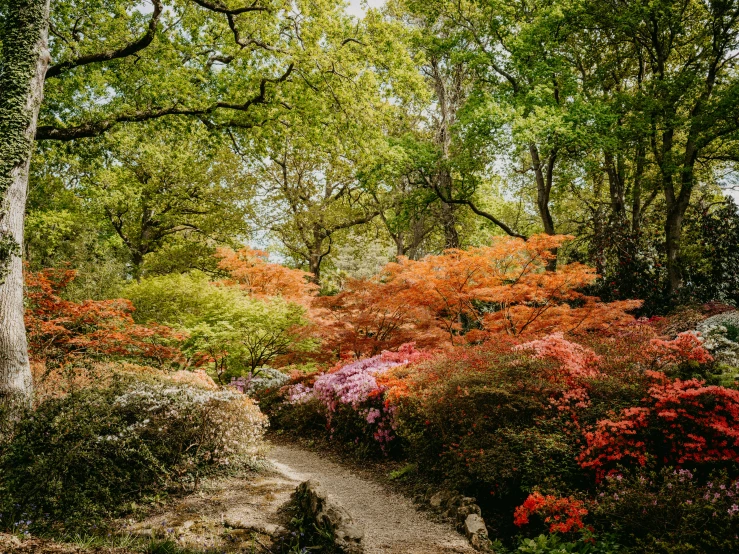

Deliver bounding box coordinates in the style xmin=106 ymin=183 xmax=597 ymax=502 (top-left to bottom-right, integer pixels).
xmin=46 ymin=0 xmax=164 ymax=78
xmin=36 ymin=63 xmax=293 ymax=141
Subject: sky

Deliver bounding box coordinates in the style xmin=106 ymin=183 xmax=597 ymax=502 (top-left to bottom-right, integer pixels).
xmin=346 ymin=0 xmax=387 ymax=17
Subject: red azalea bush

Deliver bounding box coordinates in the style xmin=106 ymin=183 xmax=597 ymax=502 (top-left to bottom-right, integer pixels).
xmin=513 ymin=491 xmax=588 ymax=534
xmin=580 ymin=371 xmax=739 ymax=479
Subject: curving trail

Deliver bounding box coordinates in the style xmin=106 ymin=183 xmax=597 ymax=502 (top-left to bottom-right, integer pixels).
xmin=268 ymin=443 xmax=475 ymax=554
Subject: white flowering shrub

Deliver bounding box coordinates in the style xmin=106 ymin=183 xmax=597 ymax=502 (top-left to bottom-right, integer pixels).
xmin=230 ymin=366 xmax=290 ymax=395
xmin=0 ymin=378 xmax=267 ymax=532
xmin=696 ymin=311 xmax=739 ymax=367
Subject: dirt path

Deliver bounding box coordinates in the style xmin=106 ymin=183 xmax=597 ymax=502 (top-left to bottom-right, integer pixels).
xmin=268 ymin=443 xmax=475 ymax=554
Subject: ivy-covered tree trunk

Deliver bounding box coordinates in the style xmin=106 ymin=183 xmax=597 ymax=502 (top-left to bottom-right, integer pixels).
xmin=0 ymin=0 xmax=51 ymax=407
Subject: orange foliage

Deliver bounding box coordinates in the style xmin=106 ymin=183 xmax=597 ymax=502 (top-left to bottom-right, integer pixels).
xmin=317 ymin=235 xmax=640 ymax=358
xmin=215 ymin=247 xmax=317 ymax=302
xmin=314 ymin=277 xmax=446 ymax=359
xmin=25 ymin=268 xmax=183 ymax=367
xmin=384 ymin=235 xmax=639 ymax=340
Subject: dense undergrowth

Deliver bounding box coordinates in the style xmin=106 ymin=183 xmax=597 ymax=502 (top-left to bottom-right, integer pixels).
xmin=257 ymin=325 xmax=739 ymax=553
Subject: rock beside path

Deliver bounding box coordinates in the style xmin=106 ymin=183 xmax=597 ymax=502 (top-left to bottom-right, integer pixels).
xmin=269 ymin=443 xmax=475 ymax=554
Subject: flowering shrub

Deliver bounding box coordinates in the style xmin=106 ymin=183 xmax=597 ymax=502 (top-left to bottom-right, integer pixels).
xmin=305 ymin=344 xmax=426 ymax=448
xmin=513 ymin=492 xmax=588 ymax=534
xmin=516 ymin=333 xmax=602 ymax=380
xmin=169 ymin=368 xmax=219 ymax=390
xmin=0 ymin=379 xmax=267 ymax=532
xmin=649 ymin=331 xmax=713 ymax=368
xmin=591 ymin=468 xmax=739 ymax=552
xmin=230 ymin=366 xmax=290 ymax=395
xmin=580 ymin=372 xmax=739 ymax=479
xmin=697 ymin=311 xmax=739 ymax=367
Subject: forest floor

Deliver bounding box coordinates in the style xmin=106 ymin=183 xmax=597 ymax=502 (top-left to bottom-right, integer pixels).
xmin=0 ymin=440 xmax=473 ymax=554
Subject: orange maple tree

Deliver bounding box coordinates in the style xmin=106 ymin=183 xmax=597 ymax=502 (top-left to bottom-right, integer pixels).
xmin=314 ymin=277 xmax=446 ymax=359
xmin=384 ymin=234 xmax=640 ymax=341
xmin=319 ymin=235 xmax=640 ymax=356
xmin=215 ymin=247 xmax=317 ymax=302
xmin=25 ymin=268 xmax=183 ymax=368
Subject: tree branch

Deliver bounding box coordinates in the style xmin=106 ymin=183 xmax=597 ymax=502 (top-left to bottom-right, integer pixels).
xmin=46 ymin=0 xmax=164 ymax=78
xmin=419 ymin=171 xmax=527 ymax=239
xmin=36 ymin=63 xmax=294 ymax=141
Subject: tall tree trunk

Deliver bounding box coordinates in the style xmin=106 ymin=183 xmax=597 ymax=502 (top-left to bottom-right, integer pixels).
xmin=665 ymin=206 xmax=684 ymax=295
xmin=439 ymin=170 xmax=460 ymax=249
xmin=0 ymin=0 xmax=51 ymax=408
xmin=529 ymin=143 xmax=557 ymax=270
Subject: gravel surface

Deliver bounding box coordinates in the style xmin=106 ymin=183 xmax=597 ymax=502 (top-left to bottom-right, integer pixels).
xmin=268 ymin=443 xmax=475 ymax=554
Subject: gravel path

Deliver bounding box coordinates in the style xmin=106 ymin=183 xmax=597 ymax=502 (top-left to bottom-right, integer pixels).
xmin=268 ymin=443 xmax=475 ymax=554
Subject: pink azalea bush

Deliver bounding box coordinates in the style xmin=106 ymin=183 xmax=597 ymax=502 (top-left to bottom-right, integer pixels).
xmin=286 ymin=343 xmax=425 ymax=449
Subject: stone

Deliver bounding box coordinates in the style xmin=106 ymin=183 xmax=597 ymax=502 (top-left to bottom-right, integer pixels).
xmin=463 ymin=513 xmax=491 ymax=552
xmin=429 ymin=492 xmax=445 ymax=508
xmin=464 ymin=513 xmax=487 ymax=536
xmin=294 ymin=480 xmax=364 ymax=554
xmin=456 ymin=503 xmax=482 ymax=524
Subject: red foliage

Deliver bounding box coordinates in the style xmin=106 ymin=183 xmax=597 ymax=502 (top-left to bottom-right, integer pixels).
xmin=579 ymin=371 xmax=739 ymax=480
xmin=513 ymin=491 xmax=588 ymax=533
xmin=25 ymin=268 xmax=183 ymax=366
xmin=516 ymin=333 xmax=602 ymax=380
xmin=649 ymin=332 xmax=713 ymax=367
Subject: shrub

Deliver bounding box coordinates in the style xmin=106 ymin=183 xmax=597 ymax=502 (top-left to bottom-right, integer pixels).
xmin=697 ymin=311 xmax=739 ymax=368
xmin=579 ymin=372 xmax=739 ymax=479
xmin=514 ymin=492 xmax=588 ymax=534
xmin=591 ymin=468 xmax=739 ymax=553
xmin=0 ymin=378 xmax=267 ymax=533
xmin=124 ymin=272 xmax=317 ymax=379
xmin=229 ymin=366 xmax=290 ymax=395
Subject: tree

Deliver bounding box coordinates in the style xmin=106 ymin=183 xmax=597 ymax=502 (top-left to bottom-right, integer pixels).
xmin=215 ymin=246 xmax=317 ymax=302
xmin=123 ymin=272 xmax=316 ymax=379
xmin=255 ymin=132 xmax=380 ymax=283
xmin=384 ymin=234 xmax=640 ymax=341
xmin=82 ymin=121 xmax=254 ymax=279
xmin=0 ymin=0 xmax=51 ymax=406
xmin=598 ymin=0 xmax=739 ymax=294
xmin=0 ymin=0 xmax=361 ymax=404
xmin=25 ymin=268 xmax=183 ymax=369
xmin=385 ymin=0 xmax=531 ymax=246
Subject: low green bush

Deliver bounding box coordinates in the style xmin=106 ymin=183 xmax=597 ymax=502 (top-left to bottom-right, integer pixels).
xmin=591 ymin=468 xmax=739 ymax=554
xmin=0 ymin=378 xmax=267 ymax=533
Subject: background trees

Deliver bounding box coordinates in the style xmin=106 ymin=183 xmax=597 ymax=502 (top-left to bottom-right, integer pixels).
xmin=3 ymin=0 xmax=739 ymax=406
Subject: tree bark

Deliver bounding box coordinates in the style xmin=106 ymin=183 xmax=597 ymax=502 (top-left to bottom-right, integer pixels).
xmin=529 ymin=143 xmax=557 ymax=270
xmin=0 ymin=0 xmax=51 ymax=408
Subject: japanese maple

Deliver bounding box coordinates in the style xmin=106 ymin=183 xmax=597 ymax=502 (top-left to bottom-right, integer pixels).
xmin=314 ymin=277 xmax=445 ymax=359
xmin=25 ymin=268 xmax=183 ymax=367
xmin=215 ymin=247 xmax=317 ymax=302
